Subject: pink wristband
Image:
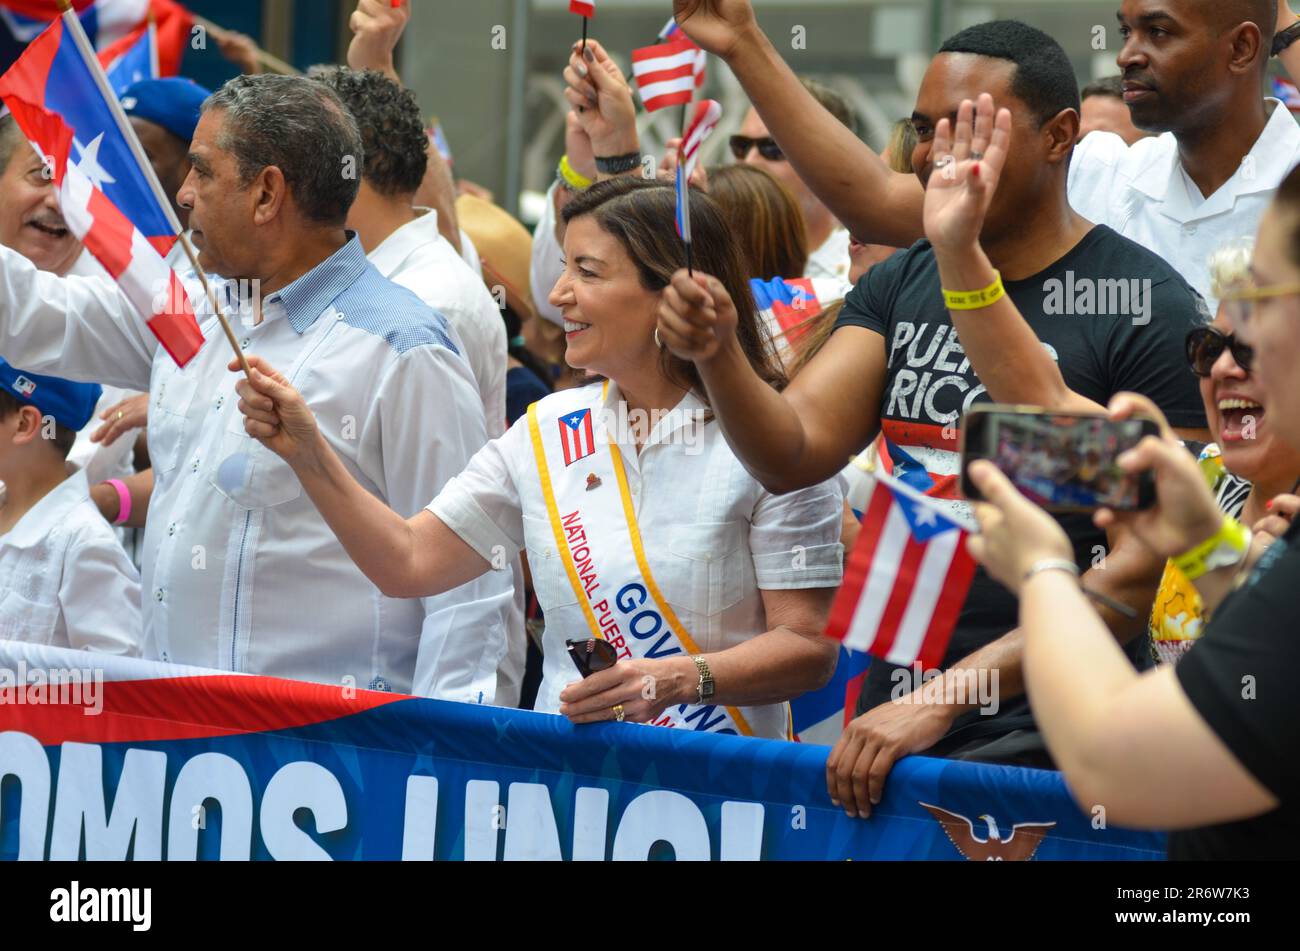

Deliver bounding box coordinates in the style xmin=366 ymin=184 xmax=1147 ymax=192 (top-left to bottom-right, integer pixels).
xmin=106 ymin=479 xmax=131 ymax=526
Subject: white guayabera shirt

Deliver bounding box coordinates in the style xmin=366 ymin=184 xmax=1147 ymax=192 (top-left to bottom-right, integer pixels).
xmin=429 ymin=382 xmax=846 ymax=738
xmin=1069 ymin=98 xmax=1300 ymax=312
xmin=369 ymin=208 xmax=509 ymax=438
xmin=0 ymin=236 xmax=517 ymax=701
xmin=0 ymin=468 xmax=141 ymax=654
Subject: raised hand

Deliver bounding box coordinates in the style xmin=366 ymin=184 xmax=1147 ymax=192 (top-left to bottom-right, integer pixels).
xmin=657 ymin=269 xmax=738 ymax=363
xmin=922 ymin=94 xmax=1012 ymax=255
xmin=563 ymin=39 xmax=639 ymax=161
xmin=657 ymin=137 xmax=709 ymax=189
xmin=672 ymin=0 xmax=760 ymax=60
xmin=347 ymin=0 xmax=410 ymax=82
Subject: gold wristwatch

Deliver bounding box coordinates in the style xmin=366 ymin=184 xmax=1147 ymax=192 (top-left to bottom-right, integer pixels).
xmin=693 ymin=656 xmax=715 ymax=704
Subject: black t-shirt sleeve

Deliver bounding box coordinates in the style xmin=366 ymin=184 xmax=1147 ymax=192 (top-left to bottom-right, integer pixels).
xmin=1103 ymin=278 xmax=1209 ymax=429
xmin=833 ymin=246 xmax=911 ymax=337
xmin=1175 ymin=528 xmax=1300 ymax=802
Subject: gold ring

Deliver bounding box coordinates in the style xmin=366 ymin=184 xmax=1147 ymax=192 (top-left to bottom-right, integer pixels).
xmin=613 ymin=704 xmax=625 ymax=722
xmin=116 ymin=411 xmax=125 ymax=421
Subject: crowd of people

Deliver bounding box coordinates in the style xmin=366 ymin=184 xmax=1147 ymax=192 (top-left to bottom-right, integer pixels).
xmin=2 ymin=0 xmax=1299 ymax=859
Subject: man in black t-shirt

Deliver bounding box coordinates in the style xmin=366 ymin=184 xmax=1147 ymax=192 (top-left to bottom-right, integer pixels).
xmin=837 ymin=227 xmax=1207 ymax=752
xmin=654 ymin=21 xmax=1208 ymax=818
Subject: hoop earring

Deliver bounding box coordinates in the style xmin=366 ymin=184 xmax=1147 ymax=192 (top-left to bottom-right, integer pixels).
xmin=654 ymin=327 xmax=663 ymax=349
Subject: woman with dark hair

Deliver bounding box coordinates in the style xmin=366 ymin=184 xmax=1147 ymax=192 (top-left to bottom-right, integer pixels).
xmin=707 ymin=164 xmax=810 ymax=280
xmin=231 ymin=177 xmax=843 ymax=738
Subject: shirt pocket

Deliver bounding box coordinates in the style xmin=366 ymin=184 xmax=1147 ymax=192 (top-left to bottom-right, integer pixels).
xmin=522 ymin=514 xmax=580 ymax=609
xmin=208 ymin=424 xmax=303 ymax=511
xmin=0 ymin=589 xmax=59 ymax=644
xmin=664 ymin=521 xmax=749 ymax=619
xmin=148 ymin=368 xmax=199 ymax=475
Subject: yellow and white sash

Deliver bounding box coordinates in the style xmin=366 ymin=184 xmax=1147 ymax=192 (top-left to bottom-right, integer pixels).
xmin=527 ymin=386 xmax=755 ymax=736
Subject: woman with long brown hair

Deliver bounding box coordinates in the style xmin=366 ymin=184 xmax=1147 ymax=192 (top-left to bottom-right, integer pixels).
xmin=230 ymin=177 xmax=844 ymax=739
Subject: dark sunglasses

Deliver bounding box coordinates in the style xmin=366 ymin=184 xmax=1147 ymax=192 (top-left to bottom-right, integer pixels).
xmin=1186 ymin=326 xmax=1254 ymax=377
xmin=729 ymin=135 xmax=784 ymax=162
xmin=566 ymin=638 xmax=619 ymax=678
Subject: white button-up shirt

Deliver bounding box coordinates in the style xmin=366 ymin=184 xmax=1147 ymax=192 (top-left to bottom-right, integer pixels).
xmin=370 ymin=208 xmax=508 ymax=437
xmin=0 ymin=236 xmax=517 ymax=699
xmin=0 ymin=468 xmax=141 ymax=654
xmin=1069 ymin=98 xmax=1300 ymax=310
xmin=428 ymin=382 xmax=845 ymax=737
xmin=806 ymin=227 xmax=852 ymax=283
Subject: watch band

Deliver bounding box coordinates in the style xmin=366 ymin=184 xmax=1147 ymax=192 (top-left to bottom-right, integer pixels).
xmin=1172 ymin=516 xmax=1250 ymax=582
xmin=693 ymin=655 xmax=714 ymax=703
xmin=1273 ymin=19 xmax=1300 ymax=56
xmin=594 ymin=151 xmax=642 ymax=175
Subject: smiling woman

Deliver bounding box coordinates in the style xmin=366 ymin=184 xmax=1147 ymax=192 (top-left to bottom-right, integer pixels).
xmin=0 ymin=115 xmax=81 ymax=277
xmin=230 ymin=176 xmax=846 ymax=740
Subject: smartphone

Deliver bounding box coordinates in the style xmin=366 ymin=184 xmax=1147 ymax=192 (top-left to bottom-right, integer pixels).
xmin=960 ymin=404 xmax=1159 ymax=512
xmin=565 ymin=638 xmax=619 ymax=678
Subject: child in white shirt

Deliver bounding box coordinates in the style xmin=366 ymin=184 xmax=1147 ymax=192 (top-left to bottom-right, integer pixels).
xmin=0 ymin=359 xmax=141 ymax=654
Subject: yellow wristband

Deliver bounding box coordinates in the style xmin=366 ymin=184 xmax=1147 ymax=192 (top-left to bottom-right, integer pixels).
xmin=942 ymin=271 xmax=1005 ymax=311
xmin=558 ymin=154 xmax=593 ymax=191
xmin=1172 ymin=516 xmax=1250 ymax=582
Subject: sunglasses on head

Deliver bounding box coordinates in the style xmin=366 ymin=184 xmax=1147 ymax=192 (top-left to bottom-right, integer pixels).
xmin=1186 ymin=325 xmax=1254 ymax=376
xmin=729 ymin=135 xmax=784 ymax=162
xmin=566 ymin=638 xmax=619 ymax=679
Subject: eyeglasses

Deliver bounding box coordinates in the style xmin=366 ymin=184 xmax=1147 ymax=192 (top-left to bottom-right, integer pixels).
xmin=1185 ymin=326 xmax=1253 ymax=376
xmin=1219 ymin=281 xmax=1300 ymax=331
xmin=729 ymin=135 xmax=784 ymax=162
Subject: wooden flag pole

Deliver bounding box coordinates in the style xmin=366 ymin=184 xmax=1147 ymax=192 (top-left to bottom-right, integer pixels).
xmin=192 ymin=14 xmax=301 ymax=76
xmin=177 ymin=232 xmax=253 ymax=379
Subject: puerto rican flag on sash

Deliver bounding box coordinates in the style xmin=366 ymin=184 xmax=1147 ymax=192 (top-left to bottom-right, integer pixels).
xmin=568 ymin=0 xmax=594 ymax=17
xmin=0 ymin=10 xmax=203 ymax=366
xmin=825 ymin=468 xmax=977 ymax=670
xmin=558 ymin=408 xmax=596 ymax=466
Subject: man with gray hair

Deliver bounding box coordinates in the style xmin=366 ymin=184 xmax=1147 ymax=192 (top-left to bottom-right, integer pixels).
xmin=0 ymin=74 xmax=518 ymax=702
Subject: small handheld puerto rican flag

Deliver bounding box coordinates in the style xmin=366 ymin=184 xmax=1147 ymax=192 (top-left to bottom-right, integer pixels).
xmin=632 ymin=39 xmax=700 ymax=113
xmin=675 ymin=99 xmax=721 ymax=270
xmin=825 ymin=467 xmax=977 ymax=671
xmin=568 ymin=0 xmax=595 ymax=16
xmin=559 ymin=409 xmax=597 ymax=466
xmin=0 ymin=8 xmax=203 ymax=366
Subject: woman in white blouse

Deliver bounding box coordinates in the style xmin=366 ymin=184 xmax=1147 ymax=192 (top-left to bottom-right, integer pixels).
xmin=232 ymin=177 xmax=844 ymax=739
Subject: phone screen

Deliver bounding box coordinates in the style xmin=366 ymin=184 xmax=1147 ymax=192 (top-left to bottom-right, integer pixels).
xmin=962 ymin=408 xmax=1158 ymax=512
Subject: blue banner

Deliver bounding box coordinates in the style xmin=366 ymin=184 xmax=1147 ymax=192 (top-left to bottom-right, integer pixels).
xmin=0 ymin=643 xmax=1165 ymax=860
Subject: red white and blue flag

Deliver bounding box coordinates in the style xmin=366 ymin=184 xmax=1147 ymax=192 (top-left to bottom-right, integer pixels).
xmin=568 ymin=0 xmax=594 ymax=17
xmin=1274 ymin=77 xmax=1300 ymax=113
xmin=558 ymin=408 xmax=596 ymax=466
xmin=102 ymin=10 xmax=153 ymax=94
xmin=0 ymin=10 xmax=203 ymax=366
xmin=632 ymin=39 xmax=703 ymax=112
xmin=0 ymin=0 xmax=146 ymax=47
xmin=675 ymin=98 xmax=721 ymax=242
xmin=825 ymin=468 xmax=977 ymax=670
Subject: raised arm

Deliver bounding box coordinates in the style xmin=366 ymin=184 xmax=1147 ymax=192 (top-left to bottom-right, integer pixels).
xmin=924 ymin=95 xmax=1103 ymax=412
xmin=0 ymin=244 xmax=157 ymax=391
xmin=673 ymin=0 xmax=925 ymax=247
xmin=657 ymin=271 xmax=886 ymax=494
xmin=233 ymin=356 xmax=491 ymax=599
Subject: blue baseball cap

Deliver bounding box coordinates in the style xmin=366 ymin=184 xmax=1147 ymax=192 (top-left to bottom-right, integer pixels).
xmin=0 ymin=358 xmax=102 ymax=432
xmin=121 ymin=77 xmax=212 ymax=144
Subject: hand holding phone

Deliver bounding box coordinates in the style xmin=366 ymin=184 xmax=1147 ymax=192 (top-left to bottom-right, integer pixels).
xmin=960 ymin=404 xmax=1158 ymax=512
